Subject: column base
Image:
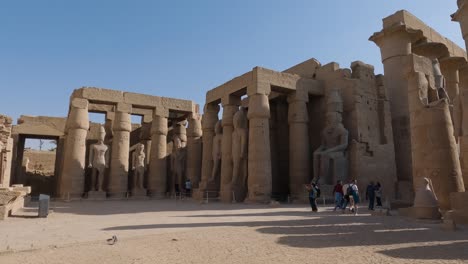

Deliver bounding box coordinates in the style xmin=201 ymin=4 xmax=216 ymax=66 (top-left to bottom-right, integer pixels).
xmin=130 ymin=188 xmax=148 ymax=199
xmin=107 ymin=191 xmax=129 ymax=199
xmin=87 ymin=191 xmax=107 ymax=200
xmin=220 ymin=184 xmax=233 ymax=203
xmin=148 ymin=190 xmax=166 ymax=199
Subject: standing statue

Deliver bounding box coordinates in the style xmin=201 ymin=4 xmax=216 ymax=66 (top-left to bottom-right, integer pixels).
xmin=313 ymin=90 xmax=349 ymax=184
xmin=231 ymin=107 xmax=248 ymax=187
xmin=171 ymin=133 xmax=186 ymax=193
xmin=432 ymin=58 xmax=450 ymax=102
xmin=88 ymin=125 xmax=109 ymax=192
xmin=210 ymin=120 xmax=222 ymax=182
xmin=131 ymin=143 xmax=146 ymax=191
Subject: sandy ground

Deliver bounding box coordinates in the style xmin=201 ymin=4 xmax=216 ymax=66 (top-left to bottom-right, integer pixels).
xmin=0 ymin=199 xmax=467 ymax=264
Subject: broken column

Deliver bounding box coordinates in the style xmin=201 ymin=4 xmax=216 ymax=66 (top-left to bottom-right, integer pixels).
xmin=287 ymin=91 xmax=310 ymax=201
xmin=108 ymin=103 xmax=132 ymax=197
xmin=58 ymin=98 xmax=89 ymax=199
xmin=148 ymin=107 xmax=168 ymax=198
xmin=220 ymin=96 xmax=240 ymax=202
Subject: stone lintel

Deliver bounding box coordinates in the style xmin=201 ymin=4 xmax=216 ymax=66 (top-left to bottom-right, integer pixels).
xmin=206 ymin=71 xmax=252 ymax=104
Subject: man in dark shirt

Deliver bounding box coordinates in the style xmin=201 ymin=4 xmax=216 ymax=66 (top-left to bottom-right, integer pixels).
xmin=366 ymin=181 xmax=376 ymax=210
xmin=333 ymin=180 xmax=344 ymax=211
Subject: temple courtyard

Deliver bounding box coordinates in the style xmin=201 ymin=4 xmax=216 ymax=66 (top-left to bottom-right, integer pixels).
xmin=0 ymin=200 xmax=467 ymax=264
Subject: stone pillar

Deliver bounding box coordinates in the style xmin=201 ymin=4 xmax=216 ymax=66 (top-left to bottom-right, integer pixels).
xmin=247 ymin=92 xmax=272 ymax=203
xmin=452 ymin=0 xmax=468 ymax=52
xmin=196 ymin=103 xmax=219 ymax=198
xmin=440 ymin=57 xmax=465 ymax=142
xmin=58 ymin=98 xmax=89 ymax=199
xmin=108 ymin=103 xmax=132 ymax=197
xmin=287 ymin=92 xmax=310 ymax=201
xmin=187 ymin=112 xmax=203 ymax=188
xmin=148 ymin=108 xmax=168 ymax=198
xmin=370 ymin=27 xmax=415 ymax=200
xmin=220 ymin=96 xmax=240 ymax=202
xmin=458 ymin=65 xmax=468 ymax=189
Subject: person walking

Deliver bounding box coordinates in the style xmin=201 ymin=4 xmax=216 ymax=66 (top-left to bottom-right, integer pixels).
xmin=366 ymin=181 xmax=376 ymax=210
xmin=341 ymin=180 xmax=351 ymax=213
xmin=185 ymin=179 xmax=192 ymax=197
xmin=349 ymin=180 xmax=360 ymax=215
xmin=375 ymin=182 xmax=383 ymax=207
xmin=333 ymin=180 xmax=344 ymax=211
xmin=306 ymin=183 xmax=318 ymax=212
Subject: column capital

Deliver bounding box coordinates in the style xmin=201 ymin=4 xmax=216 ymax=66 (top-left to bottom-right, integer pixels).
xmin=188 ymin=114 xmax=202 ymax=138
xmin=221 ymin=94 xmax=241 ymax=107
xmin=153 ymin=106 xmax=169 ymax=118
xmin=151 ymin=115 xmax=168 ymax=136
xmin=247 ymin=93 xmax=270 ymax=120
xmin=288 ymin=98 xmax=309 ymax=124
xmin=67 ymin=98 xmax=89 ymax=130
xmin=440 ymin=56 xmax=467 ymax=72
xmin=202 ymin=103 xmax=219 ymax=130
xmin=370 ymin=24 xmax=420 ymax=62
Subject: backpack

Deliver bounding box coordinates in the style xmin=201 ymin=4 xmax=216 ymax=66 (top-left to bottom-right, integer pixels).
xmin=346 ymin=185 xmax=354 ymax=196
xmin=315 ymin=186 xmax=321 ymax=198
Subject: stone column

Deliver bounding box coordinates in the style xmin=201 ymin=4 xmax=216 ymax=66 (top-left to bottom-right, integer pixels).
xmin=196 ymin=103 xmax=219 ymax=198
xmin=220 ymin=96 xmax=240 ymax=202
xmin=186 ymin=112 xmax=202 ymax=188
xmin=287 ymin=92 xmax=310 ymax=201
xmin=458 ymin=65 xmax=468 ymax=189
xmin=58 ymin=98 xmax=89 ymax=199
xmin=370 ymin=26 xmax=415 ymax=201
xmin=440 ymin=57 xmax=465 ymax=142
xmin=247 ymin=92 xmax=272 ymax=203
xmin=148 ymin=108 xmax=168 ymax=198
xmin=108 ymin=103 xmax=132 ymax=197
xmin=452 ymin=0 xmax=468 ymax=52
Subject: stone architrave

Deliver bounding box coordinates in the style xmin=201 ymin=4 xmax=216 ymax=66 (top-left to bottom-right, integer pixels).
xmin=246 ymin=93 xmax=272 ymax=203
xmin=131 ymin=143 xmax=146 ymax=194
xmin=58 ymin=98 xmax=89 ymax=199
xmin=88 ymin=125 xmax=109 ymax=193
xmin=186 ymin=113 xmax=202 ymax=188
xmin=108 ymin=103 xmax=132 ymax=197
xmin=148 ymin=108 xmax=168 ymax=198
xmin=220 ymin=97 xmax=239 ymax=202
xmin=288 ymin=92 xmax=310 ymax=201
xmin=231 ymin=107 xmax=249 ymax=202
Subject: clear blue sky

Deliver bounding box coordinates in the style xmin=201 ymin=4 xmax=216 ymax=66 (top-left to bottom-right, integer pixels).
xmin=1 ymin=0 xmax=464 ymax=124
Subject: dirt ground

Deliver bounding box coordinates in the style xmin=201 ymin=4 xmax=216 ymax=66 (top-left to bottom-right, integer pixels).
xmin=0 ymin=199 xmax=467 ymax=264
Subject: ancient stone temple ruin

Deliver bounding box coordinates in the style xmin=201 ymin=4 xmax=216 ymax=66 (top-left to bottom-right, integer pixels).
xmin=1 ymin=2 xmax=468 ymax=225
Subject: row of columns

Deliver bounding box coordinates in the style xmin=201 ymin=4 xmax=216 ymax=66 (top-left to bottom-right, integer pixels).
xmin=58 ymin=101 xmax=202 ymax=199
xmin=197 ymin=89 xmax=311 ymax=202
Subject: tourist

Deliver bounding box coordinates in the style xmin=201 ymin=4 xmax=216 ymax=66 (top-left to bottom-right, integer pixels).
xmin=333 ymin=180 xmax=343 ymax=211
xmin=185 ymin=179 xmax=192 ymax=197
xmin=349 ymin=180 xmax=360 ymax=215
xmin=306 ymin=183 xmax=318 ymax=212
xmin=341 ymin=180 xmax=351 ymax=212
xmin=366 ymin=181 xmax=375 ymax=210
xmin=375 ymin=182 xmax=383 ymax=207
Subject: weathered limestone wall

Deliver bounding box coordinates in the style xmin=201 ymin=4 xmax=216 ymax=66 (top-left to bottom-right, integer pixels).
xmin=23 ymin=150 xmax=56 ymax=175
xmin=0 ymin=115 xmax=13 ymax=188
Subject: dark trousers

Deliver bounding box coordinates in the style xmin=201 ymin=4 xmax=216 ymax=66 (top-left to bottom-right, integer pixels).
xmin=368 ymin=195 xmax=375 ymax=210
xmin=309 ymin=197 xmax=317 ymax=212
xmin=376 ymin=197 xmax=382 ymax=207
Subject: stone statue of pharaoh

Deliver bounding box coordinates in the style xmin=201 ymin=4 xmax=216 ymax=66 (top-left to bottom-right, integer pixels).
xmin=313 ymin=112 xmax=349 ymax=183
xmin=210 ymin=120 xmax=222 ymax=182
xmin=131 ymin=143 xmax=145 ymax=190
xmin=88 ymin=125 xmax=109 ymax=192
xmin=231 ymin=107 xmax=248 ymax=187
xmin=432 ymin=58 xmax=450 ymax=102
xmin=171 ymin=134 xmax=186 ymax=191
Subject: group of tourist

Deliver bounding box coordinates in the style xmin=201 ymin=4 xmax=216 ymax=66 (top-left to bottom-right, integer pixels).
xmin=306 ymin=179 xmax=383 ymax=215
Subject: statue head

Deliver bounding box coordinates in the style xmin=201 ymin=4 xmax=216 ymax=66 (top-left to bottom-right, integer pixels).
xmin=138 ymin=143 xmax=145 ymax=153
xmin=233 ymin=107 xmax=248 ymax=129
xmin=98 ymin=125 xmax=106 ymax=143
xmin=325 ymin=112 xmax=342 ymax=127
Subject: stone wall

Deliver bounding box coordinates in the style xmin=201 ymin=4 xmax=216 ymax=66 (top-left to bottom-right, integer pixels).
xmin=0 ymin=115 xmax=13 ymax=187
